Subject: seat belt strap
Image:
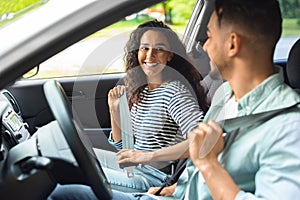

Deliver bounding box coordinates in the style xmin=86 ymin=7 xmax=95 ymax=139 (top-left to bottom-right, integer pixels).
xmin=119 ymin=90 xmax=134 ymax=149
xmin=197 ymin=102 xmax=300 ymax=159
xmin=219 ymin=102 xmax=300 ymax=134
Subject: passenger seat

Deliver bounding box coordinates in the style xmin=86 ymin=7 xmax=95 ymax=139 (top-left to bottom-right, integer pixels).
xmin=286 ymin=38 xmax=300 ymax=93
xmin=192 ymin=42 xmax=224 ymax=104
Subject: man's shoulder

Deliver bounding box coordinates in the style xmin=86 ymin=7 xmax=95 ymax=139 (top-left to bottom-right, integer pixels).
xmin=257 ymin=83 xmax=300 ymax=111
xmin=256 ymin=109 xmax=300 ymax=150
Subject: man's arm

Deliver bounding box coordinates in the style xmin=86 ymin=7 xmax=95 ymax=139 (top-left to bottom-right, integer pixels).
xmin=189 ymin=120 xmax=240 ymax=200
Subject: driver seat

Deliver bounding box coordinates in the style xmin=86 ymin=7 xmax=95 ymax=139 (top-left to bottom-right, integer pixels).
xmin=286 ymin=38 xmax=300 ymax=94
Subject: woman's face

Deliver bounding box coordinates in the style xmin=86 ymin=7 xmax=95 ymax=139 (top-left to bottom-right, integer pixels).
xmin=138 ymin=30 xmax=173 ymax=82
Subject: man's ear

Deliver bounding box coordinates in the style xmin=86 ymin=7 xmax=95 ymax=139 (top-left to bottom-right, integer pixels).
xmin=168 ymin=52 xmax=174 ymax=62
xmin=227 ymin=32 xmax=240 ymax=57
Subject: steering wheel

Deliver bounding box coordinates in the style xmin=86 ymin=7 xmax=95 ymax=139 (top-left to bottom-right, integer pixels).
xmin=43 ymin=80 xmax=112 ymax=199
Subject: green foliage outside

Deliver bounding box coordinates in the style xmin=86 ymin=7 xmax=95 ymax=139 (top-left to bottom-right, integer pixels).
xmin=283 ymin=18 xmax=300 ymax=36
xmin=164 ymin=0 xmax=196 ymax=24
xmin=85 ymin=0 xmax=195 ymax=38
xmin=0 ymin=0 xmax=39 ymax=14
xmin=0 ymin=0 xmax=47 ymax=27
xmin=279 ymin=0 xmax=300 ymax=32
xmin=279 ymin=0 xmax=300 ymax=18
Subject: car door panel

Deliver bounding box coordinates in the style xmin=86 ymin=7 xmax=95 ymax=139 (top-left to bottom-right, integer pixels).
xmin=7 ymin=80 xmax=53 ymax=133
xmin=7 ymin=73 xmax=124 ymax=150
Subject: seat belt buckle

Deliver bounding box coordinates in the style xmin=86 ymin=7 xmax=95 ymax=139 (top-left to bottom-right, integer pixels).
xmin=124 ymin=166 xmax=135 ymax=178
xmin=119 ymin=162 xmax=138 ymax=178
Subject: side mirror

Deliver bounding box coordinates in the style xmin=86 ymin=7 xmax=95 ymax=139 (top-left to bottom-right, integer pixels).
xmin=22 ymin=66 xmax=39 ymax=79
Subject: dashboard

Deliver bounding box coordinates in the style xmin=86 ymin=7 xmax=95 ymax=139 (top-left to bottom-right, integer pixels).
xmin=0 ymin=90 xmax=31 ymax=161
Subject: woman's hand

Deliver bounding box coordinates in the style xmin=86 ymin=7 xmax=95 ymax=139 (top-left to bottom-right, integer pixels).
xmin=116 ymin=149 xmax=153 ymax=164
xmin=108 ymin=85 xmax=125 ymax=112
xmin=108 ymin=85 xmax=125 ymax=142
xmin=147 ymin=183 xmax=177 ymax=196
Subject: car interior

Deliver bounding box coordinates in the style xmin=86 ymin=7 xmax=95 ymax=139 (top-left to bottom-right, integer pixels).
xmin=0 ymin=0 xmax=299 ymax=199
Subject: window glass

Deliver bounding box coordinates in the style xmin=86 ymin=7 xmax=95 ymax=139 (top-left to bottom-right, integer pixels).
xmin=25 ymin=0 xmax=299 ymax=79
xmin=28 ymin=0 xmax=196 ymax=79
xmin=274 ymin=0 xmax=300 ymax=60
xmin=0 ymin=0 xmax=48 ymax=28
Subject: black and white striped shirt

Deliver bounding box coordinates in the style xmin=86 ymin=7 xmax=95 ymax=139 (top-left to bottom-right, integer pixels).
xmin=110 ymin=81 xmax=204 ymax=151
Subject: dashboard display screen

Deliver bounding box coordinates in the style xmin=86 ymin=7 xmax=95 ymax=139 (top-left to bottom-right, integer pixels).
xmin=4 ymin=111 xmax=23 ymax=131
xmin=9 ymin=112 xmax=22 ymax=131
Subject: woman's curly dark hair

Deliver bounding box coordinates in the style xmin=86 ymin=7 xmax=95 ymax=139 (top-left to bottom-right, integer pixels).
xmin=124 ymin=20 xmax=208 ymax=113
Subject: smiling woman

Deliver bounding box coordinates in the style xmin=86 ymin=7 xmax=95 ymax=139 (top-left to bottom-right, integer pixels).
xmin=94 ymin=19 xmax=208 ymax=193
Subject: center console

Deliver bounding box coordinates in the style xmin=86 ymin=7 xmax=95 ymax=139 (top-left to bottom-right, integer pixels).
xmin=0 ymin=90 xmax=31 ymax=159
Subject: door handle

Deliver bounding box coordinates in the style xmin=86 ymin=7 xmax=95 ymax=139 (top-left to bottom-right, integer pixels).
xmin=66 ymin=90 xmax=86 ymax=100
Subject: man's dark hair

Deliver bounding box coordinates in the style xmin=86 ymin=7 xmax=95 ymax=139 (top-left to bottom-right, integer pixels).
xmin=215 ymin=0 xmax=282 ymax=48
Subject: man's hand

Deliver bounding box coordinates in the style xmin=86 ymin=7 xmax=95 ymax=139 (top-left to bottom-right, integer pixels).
xmin=189 ymin=120 xmax=224 ymax=169
xmin=116 ymin=149 xmax=153 ymax=164
xmin=147 ymin=183 xmax=177 ymax=196
xmin=189 ymin=120 xmax=240 ymax=199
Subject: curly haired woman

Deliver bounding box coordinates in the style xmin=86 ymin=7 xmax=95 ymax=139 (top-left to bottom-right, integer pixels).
xmin=94 ymin=19 xmax=208 ymax=193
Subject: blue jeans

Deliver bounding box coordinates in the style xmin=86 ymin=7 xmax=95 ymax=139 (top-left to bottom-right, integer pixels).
xmin=48 ymin=184 xmax=158 ymax=200
xmin=94 ymin=148 xmax=170 ymax=193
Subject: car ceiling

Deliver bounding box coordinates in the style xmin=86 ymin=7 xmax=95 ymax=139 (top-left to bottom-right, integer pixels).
xmin=0 ymin=0 xmax=164 ymax=90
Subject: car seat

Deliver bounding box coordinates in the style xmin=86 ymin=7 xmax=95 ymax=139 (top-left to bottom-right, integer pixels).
xmin=286 ymin=38 xmax=300 ymax=94
xmin=191 ymin=42 xmax=211 ymax=78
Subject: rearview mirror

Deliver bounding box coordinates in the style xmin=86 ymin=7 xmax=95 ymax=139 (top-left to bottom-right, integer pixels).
xmin=22 ymin=66 xmax=39 ymax=79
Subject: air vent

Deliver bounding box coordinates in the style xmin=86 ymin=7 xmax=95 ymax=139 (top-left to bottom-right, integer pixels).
xmin=2 ymin=91 xmax=21 ymax=114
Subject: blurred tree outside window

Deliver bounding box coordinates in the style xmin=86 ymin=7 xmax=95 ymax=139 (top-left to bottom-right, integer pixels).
xmin=279 ymin=0 xmax=300 ymax=36
xmin=0 ymin=0 xmax=47 ymax=27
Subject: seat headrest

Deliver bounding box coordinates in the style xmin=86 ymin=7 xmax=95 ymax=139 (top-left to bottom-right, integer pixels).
xmin=286 ymin=39 xmax=300 ymax=89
